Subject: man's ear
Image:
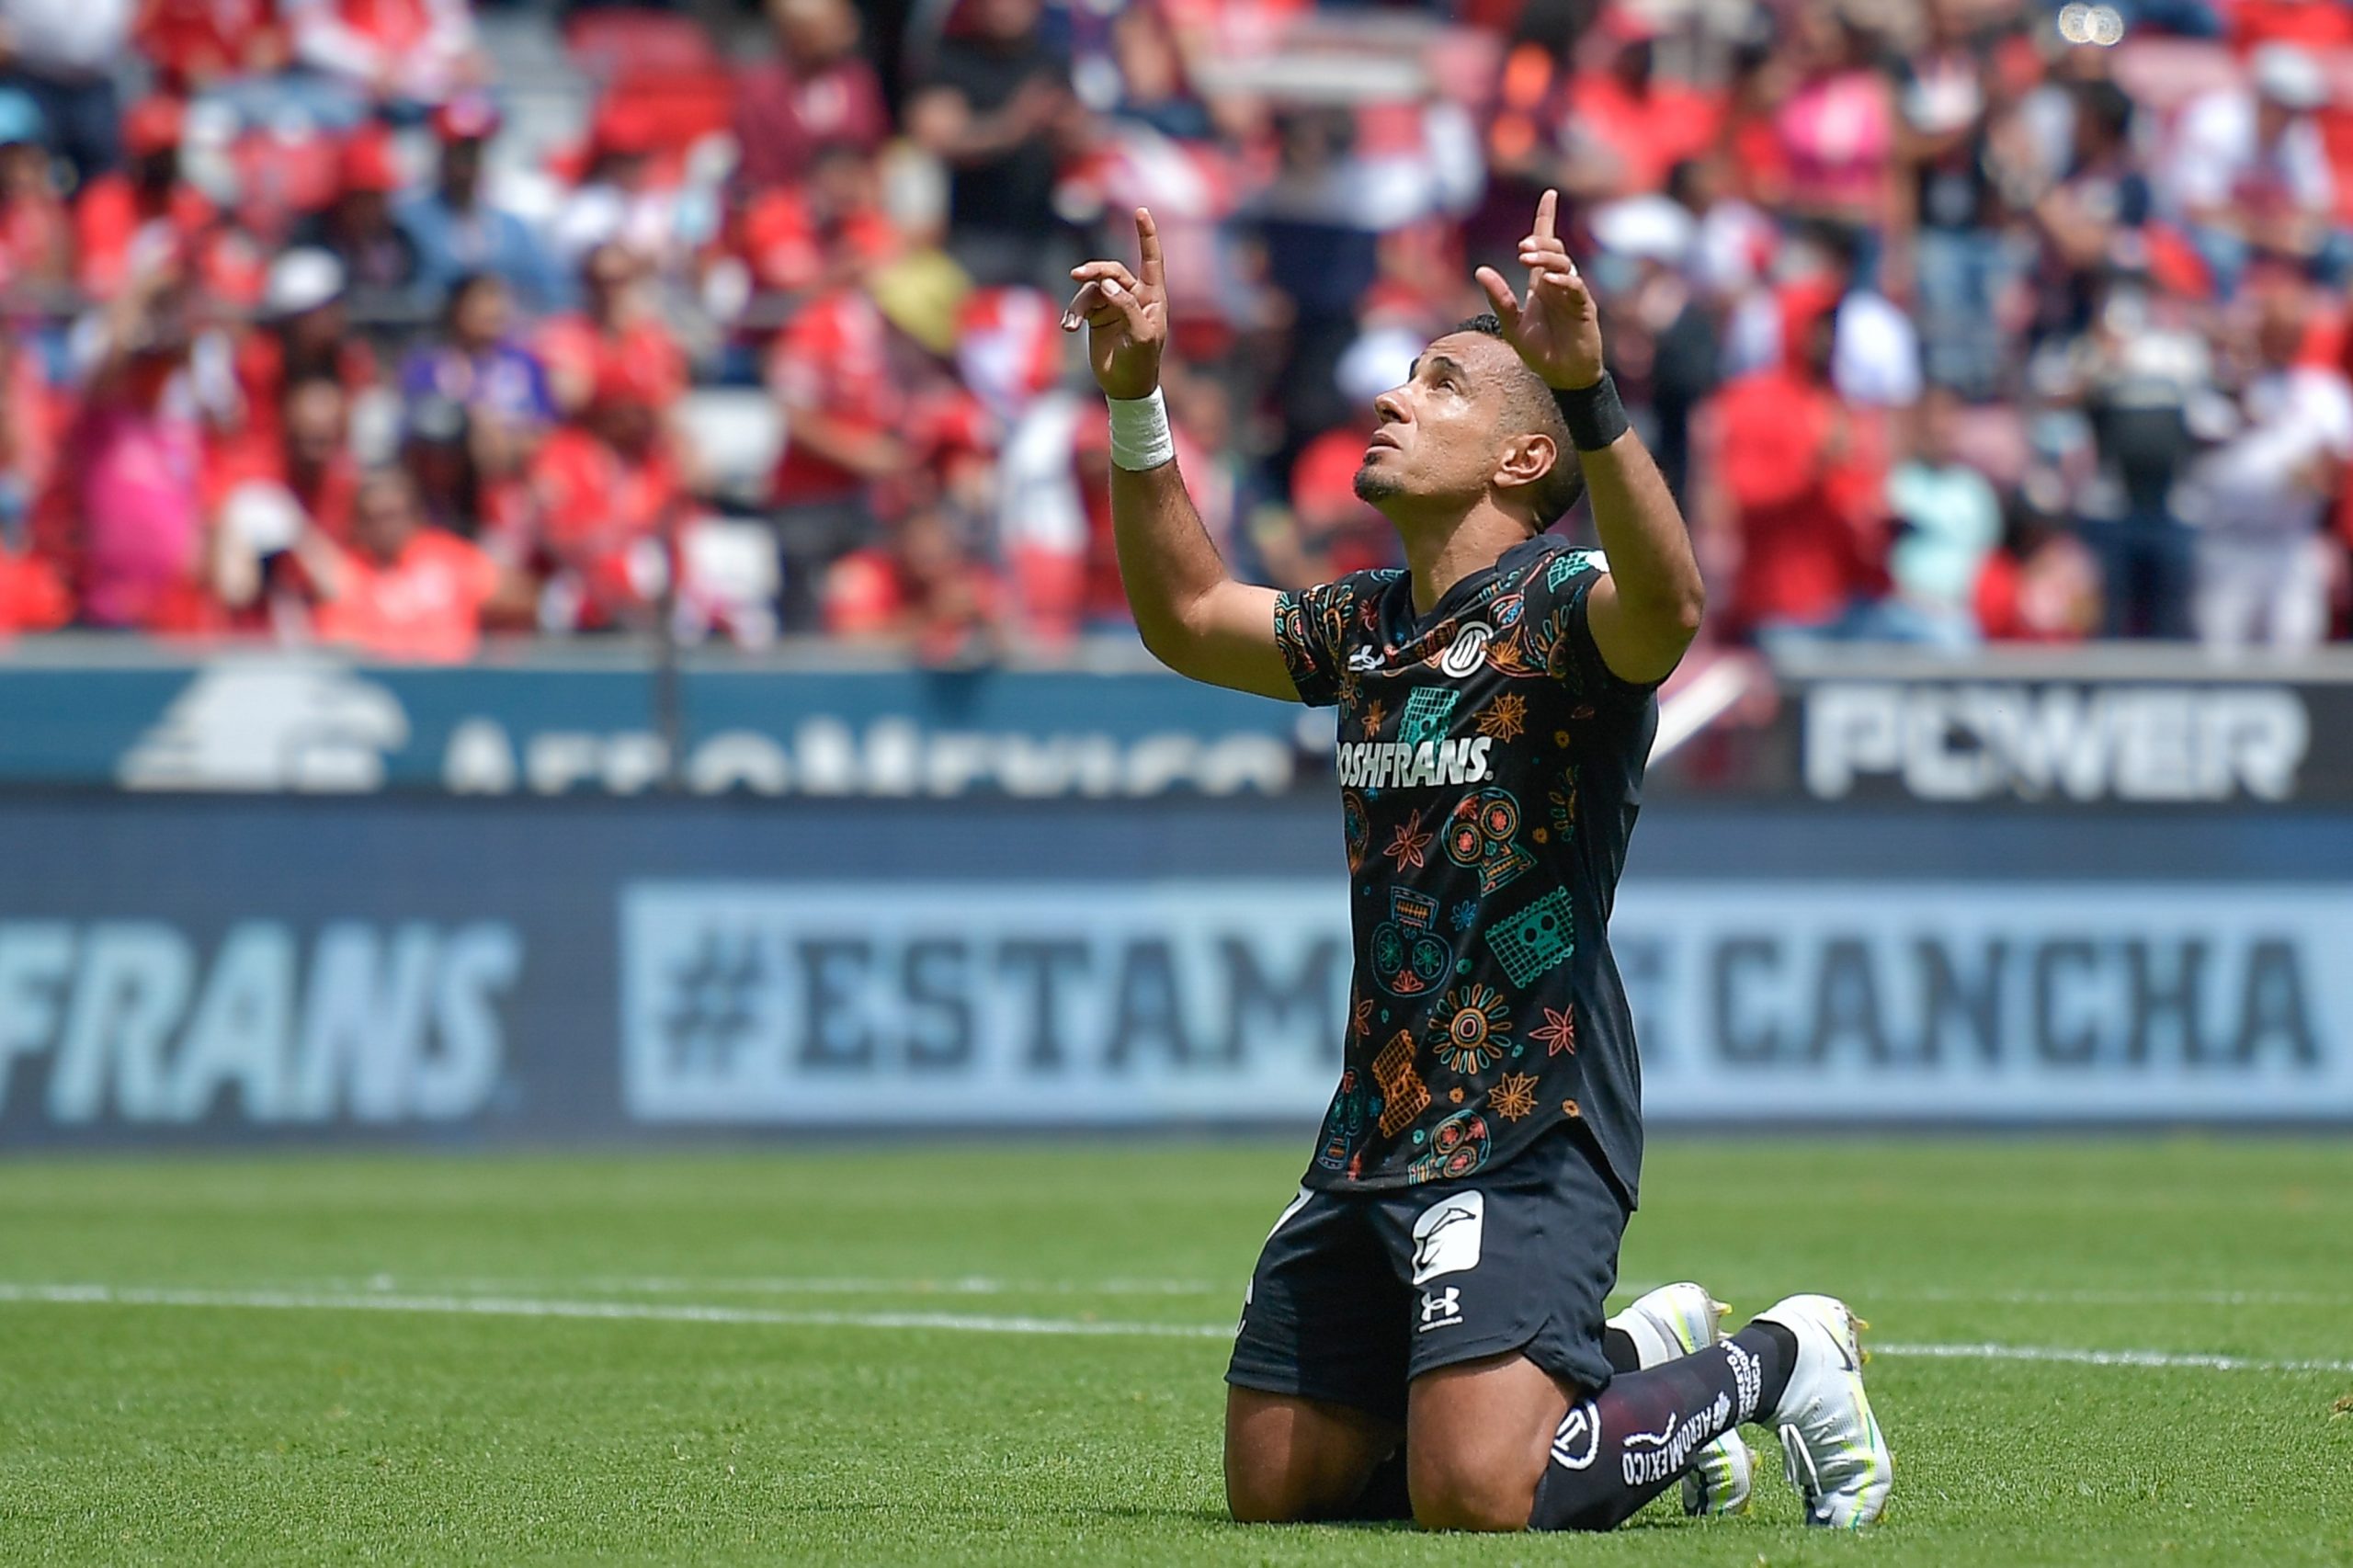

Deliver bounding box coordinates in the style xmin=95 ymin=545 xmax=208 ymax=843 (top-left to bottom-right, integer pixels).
xmin=1494 ymin=430 xmax=1559 ymax=494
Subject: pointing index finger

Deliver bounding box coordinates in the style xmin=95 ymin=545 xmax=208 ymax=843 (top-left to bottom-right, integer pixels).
xmin=1533 ymin=188 xmax=1558 ymax=245
xmin=1135 ymin=207 xmax=1165 ymax=294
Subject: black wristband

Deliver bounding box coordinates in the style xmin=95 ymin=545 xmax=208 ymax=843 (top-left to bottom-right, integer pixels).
xmin=1553 ymin=372 xmax=1629 ymax=452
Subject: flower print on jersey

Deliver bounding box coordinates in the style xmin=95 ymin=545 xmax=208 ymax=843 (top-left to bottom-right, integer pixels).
xmin=1359 ymin=699 xmax=1386 ymax=738
xmin=1385 ymin=809 xmax=1436 ymax=871
xmin=1485 ymin=630 xmax=1541 ymax=677
xmin=1475 ymin=692 xmax=1528 ymax=743
xmin=1539 ymin=608 xmax=1578 ymax=684
xmin=1449 ymin=900 xmax=1480 ymax=933
xmin=1338 ymin=666 xmax=1362 ymax=712
xmin=1350 ymin=989 xmax=1375 ymax=1040
xmin=1491 ymin=1071 xmax=1539 ymax=1121
xmin=1342 ymin=790 xmax=1370 ymax=875
xmin=1530 ymin=1005 xmax=1577 ymax=1057
xmin=1547 ymin=780 xmax=1577 ymax=842
xmin=1429 ymin=982 xmax=1512 ymax=1074
xmin=1317 ymin=592 xmax=1353 ymax=656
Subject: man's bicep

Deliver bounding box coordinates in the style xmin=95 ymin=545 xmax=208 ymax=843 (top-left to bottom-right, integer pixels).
xmin=1171 ymin=582 xmax=1301 ymax=700
xmin=1581 ymin=571 xmax=1691 ymax=687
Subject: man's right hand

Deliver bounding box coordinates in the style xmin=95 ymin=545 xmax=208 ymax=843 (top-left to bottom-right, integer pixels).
xmin=1063 ymin=208 xmax=1167 ymax=401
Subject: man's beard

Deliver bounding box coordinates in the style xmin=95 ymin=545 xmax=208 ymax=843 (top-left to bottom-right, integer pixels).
xmin=1353 ymin=460 xmax=1404 ymax=504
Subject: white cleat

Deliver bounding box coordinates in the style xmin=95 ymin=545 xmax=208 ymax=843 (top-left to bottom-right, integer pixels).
xmin=1753 ymin=1293 xmax=1893 ymax=1528
xmin=1612 ymin=1282 xmax=1754 ymax=1517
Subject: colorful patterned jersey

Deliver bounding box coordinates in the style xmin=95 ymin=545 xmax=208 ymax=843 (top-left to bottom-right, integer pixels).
xmin=1275 ymin=538 xmax=1657 ymax=1202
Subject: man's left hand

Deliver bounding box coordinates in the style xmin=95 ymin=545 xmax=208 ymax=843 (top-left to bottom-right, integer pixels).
xmin=1474 ymin=189 xmax=1606 ymax=392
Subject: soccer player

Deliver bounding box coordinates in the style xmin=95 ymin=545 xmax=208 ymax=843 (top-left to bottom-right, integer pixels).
xmin=1061 ymin=195 xmax=1893 ymax=1533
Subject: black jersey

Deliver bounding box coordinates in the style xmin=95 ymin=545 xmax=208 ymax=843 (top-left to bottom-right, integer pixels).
xmin=1275 ymin=538 xmax=1657 ymax=1204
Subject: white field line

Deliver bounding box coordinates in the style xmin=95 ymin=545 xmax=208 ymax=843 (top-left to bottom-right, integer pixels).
xmin=0 ymin=1283 xmax=1232 ymax=1339
xmin=283 ymin=1274 xmax=1228 ymax=1298
xmin=248 ymin=1276 xmax=2353 ymax=1311
xmin=3 ymin=1282 xmax=2350 ymax=1375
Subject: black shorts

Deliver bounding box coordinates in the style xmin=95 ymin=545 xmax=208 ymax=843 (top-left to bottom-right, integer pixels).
xmin=1226 ymin=1127 xmax=1628 ymax=1425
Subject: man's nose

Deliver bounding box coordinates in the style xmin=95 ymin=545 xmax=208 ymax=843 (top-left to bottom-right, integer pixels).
xmin=1372 ymin=386 xmax=1408 ymax=424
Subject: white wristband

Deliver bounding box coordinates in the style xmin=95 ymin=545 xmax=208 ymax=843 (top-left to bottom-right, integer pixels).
xmin=1107 ymin=387 xmax=1176 ymax=472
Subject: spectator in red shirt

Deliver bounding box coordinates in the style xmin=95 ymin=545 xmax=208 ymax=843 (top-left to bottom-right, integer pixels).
xmin=0 ymin=314 xmax=65 ymax=633
xmin=536 ymin=242 xmax=688 ymax=420
xmin=0 ymin=90 xmax=70 ymax=290
xmin=278 ymin=375 xmax=362 ymax=542
xmin=1699 ymin=301 xmax=1890 ymax=645
xmin=217 ymin=248 xmax=377 ymax=491
xmin=74 ymin=97 xmax=219 ymax=302
xmin=1559 ymin=7 xmax=1725 ymax=202
xmin=722 ymin=142 xmax=901 ymax=301
xmin=528 ymin=357 xmax=690 ymax=631
xmin=766 ymin=258 xmax=961 ymax=629
xmin=2232 ymin=0 xmax=2353 ymax=53
xmin=311 ymin=467 xmax=526 ymax=662
xmin=733 ymin=0 xmax=890 ymax=195
xmin=0 ymin=316 xmax=58 ymax=528
xmin=0 ymin=546 xmax=69 ymax=633
xmin=136 ymin=0 xmax=289 ymax=93
xmin=290 ymin=127 xmax=423 ymax=303
xmin=822 ymin=502 xmax=1003 ymax=664
xmin=280 ymin=0 xmax=483 ymax=113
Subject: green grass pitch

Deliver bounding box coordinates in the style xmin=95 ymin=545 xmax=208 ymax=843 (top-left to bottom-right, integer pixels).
xmin=4 ymin=1137 xmax=2350 ymax=1565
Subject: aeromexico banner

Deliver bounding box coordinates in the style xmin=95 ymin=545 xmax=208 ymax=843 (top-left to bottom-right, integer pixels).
xmin=2 ymin=791 xmax=2347 ymax=1147
xmin=0 ymin=655 xmax=1314 ymax=797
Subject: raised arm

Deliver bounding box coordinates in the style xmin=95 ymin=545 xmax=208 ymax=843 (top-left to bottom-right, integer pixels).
xmin=1061 ymin=209 xmax=1297 ymax=700
xmin=1476 ymin=190 xmax=1706 ymax=686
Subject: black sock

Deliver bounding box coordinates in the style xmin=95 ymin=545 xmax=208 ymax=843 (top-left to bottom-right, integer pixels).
xmin=1745 ymin=1320 xmax=1797 ymax=1413
xmin=1602 ymin=1325 xmax=1641 ymax=1375
xmin=1527 ymin=1324 xmax=1792 ymax=1532
xmin=1336 ymin=1446 xmax=1413 ymax=1521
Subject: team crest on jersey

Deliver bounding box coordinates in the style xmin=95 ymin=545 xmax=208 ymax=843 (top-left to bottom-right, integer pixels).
xmin=1437 ymin=621 xmax=1492 ymax=677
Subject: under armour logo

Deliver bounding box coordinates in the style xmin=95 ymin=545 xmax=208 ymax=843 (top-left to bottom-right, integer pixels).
xmin=1417 ymin=1287 xmax=1462 ymax=1331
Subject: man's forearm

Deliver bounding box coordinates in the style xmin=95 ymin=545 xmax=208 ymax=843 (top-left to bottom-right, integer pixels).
xmin=1579 ymin=430 xmax=1705 ymax=631
xmin=1109 ymin=460 xmax=1231 ymax=653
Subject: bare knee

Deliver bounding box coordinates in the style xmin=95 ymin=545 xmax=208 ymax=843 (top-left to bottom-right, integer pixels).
xmin=1408 ymin=1447 xmax=1535 ymax=1533
xmin=1223 ymin=1465 xmax=1311 ymax=1525
xmin=1403 ymin=1353 xmax=1561 ymax=1532
xmin=1223 ymin=1387 xmax=1395 ymax=1525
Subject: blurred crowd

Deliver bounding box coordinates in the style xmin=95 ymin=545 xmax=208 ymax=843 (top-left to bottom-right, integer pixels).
xmin=2 ymin=0 xmax=2353 ymax=662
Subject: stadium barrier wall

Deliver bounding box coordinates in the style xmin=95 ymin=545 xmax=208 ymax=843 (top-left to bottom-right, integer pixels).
xmin=11 ymin=645 xmax=2353 ymax=802
xmin=4 ymin=792 xmax=2350 ymax=1150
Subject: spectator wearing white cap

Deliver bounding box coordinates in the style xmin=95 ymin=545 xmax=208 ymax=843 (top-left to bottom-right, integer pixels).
xmin=2165 ymin=42 xmax=2338 ymax=293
